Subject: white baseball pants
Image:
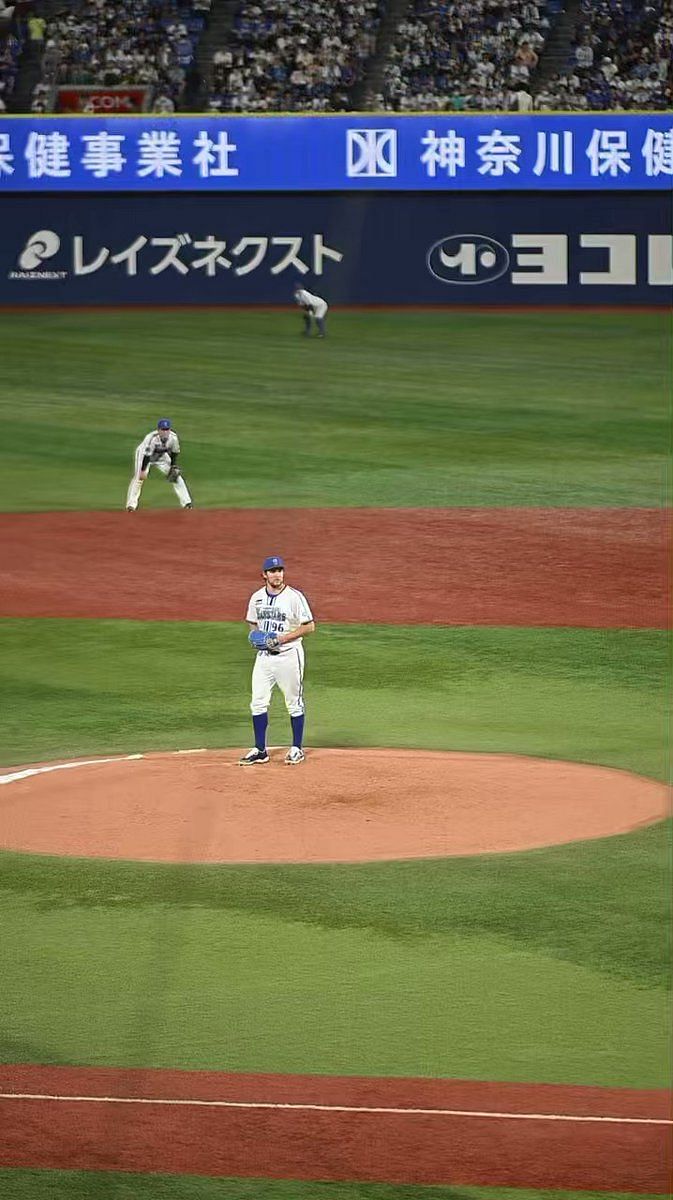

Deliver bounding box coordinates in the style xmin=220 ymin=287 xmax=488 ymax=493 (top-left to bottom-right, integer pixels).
xmin=250 ymin=645 xmax=305 ymax=717
xmin=126 ymin=451 xmax=192 ymax=510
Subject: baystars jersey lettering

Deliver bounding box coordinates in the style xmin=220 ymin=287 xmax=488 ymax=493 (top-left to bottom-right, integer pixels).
xmin=137 ymin=430 xmax=180 ymax=461
xmin=246 ymin=585 xmax=313 ymax=653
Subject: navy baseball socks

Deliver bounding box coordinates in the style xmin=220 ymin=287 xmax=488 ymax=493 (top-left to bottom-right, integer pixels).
xmin=239 ymin=714 xmax=270 ymax=764
xmin=285 ymin=715 xmax=306 ymax=763
xmin=240 ymin=713 xmax=305 ymax=765
xmin=252 ymin=713 xmax=268 ymax=752
xmin=290 ymin=714 xmax=305 ymax=749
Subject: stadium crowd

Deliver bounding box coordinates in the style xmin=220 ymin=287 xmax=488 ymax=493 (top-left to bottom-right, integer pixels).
xmin=1 ymin=0 xmax=670 ymax=113
xmin=535 ymin=0 xmax=671 ymax=111
xmin=24 ymin=0 xmax=209 ymax=113
xmin=0 ymin=0 xmax=24 ymax=110
xmin=377 ymin=0 xmax=555 ymax=112
xmin=206 ymin=0 xmax=383 ymax=112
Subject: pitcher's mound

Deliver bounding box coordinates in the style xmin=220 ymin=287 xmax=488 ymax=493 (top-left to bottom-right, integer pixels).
xmin=0 ymin=748 xmax=667 ymax=863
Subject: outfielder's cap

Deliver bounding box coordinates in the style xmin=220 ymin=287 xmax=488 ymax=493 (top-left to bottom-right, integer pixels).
xmin=157 ymin=418 xmax=171 ymax=429
xmin=262 ymin=555 xmax=285 ymax=571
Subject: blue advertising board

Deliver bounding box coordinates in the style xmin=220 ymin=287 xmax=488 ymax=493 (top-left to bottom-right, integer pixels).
xmin=0 ymin=114 xmax=671 ymax=191
xmin=0 ymin=191 xmax=669 ymax=305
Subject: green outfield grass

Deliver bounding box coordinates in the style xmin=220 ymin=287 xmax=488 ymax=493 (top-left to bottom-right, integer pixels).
xmin=1 ymin=307 xmax=670 ymax=1194
xmin=0 ymin=619 xmax=667 ymax=777
xmin=0 ymin=1178 xmax=669 ymax=1200
xmin=0 ymin=619 xmax=669 ymax=1087
xmin=2 ymin=839 xmax=670 ymax=1085
xmin=2 ymin=1179 xmax=669 ymax=1200
xmin=1 ymin=310 xmax=670 ymax=510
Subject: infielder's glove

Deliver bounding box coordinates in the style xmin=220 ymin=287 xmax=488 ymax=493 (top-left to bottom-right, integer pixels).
xmin=167 ymin=465 xmax=181 ymax=483
xmin=249 ymin=629 xmax=280 ymax=653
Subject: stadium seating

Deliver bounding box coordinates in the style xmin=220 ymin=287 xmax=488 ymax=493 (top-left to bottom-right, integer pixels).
xmin=0 ymin=2 xmax=25 ymax=111
xmin=22 ymin=0 xmax=209 ymax=113
xmin=3 ymin=0 xmax=670 ymax=112
xmin=205 ymin=0 xmax=383 ymax=113
xmin=377 ymin=0 xmax=557 ymax=112
xmin=536 ymin=0 xmax=671 ymax=111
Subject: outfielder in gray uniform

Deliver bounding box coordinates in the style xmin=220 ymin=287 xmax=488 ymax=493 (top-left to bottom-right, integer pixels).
xmin=294 ymin=285 xmax=328 ymax=338
xmin=126 ymin=418 xmax=193 ymax=511
xmin=240 ymin=555 xmax=315 ymax=766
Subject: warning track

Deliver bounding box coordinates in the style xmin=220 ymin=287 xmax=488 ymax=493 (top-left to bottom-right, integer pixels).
xmin=0 ymin=1065 xmax=670 ymax=1190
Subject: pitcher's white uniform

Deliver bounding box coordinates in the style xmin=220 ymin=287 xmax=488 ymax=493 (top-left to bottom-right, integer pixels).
xmin=126 ymin=428 xmax=193 ymax=510
xmin=294 ymin=287 xmax=328 ymax=320
xmin=246 ymin=585 xmax=313 ymax=716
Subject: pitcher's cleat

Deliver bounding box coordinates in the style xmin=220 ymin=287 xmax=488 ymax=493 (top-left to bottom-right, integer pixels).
xmin=284 ymin=747 xmax=305 ymax=765
xmin=239 ymin=748 xmax=270 ymax=766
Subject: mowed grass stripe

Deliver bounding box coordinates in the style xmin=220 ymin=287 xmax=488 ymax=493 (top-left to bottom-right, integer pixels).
xmin=0 ymin=619 xmax=667 ymax=779
xmin=1 ymin=894 xmax=669 ymax=1083
xmin=0 ymin=1173 xmax=670 ymax=1200
xmin=1 ymin=816 xmax=670 ymax=989
xmin=1 ymin=310 xmax=669 ymax=510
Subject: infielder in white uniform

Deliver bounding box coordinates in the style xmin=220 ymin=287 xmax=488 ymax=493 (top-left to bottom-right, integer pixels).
xmin=126 ymin=418 xmax=193 ymax=511
xmin=294 ymin=285 xmax=328 ymax=338
xmin=240 ymin=555 xmax=315 ymax=766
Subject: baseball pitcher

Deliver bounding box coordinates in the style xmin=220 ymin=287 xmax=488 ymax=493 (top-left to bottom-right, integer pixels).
xmin=240 ymin=555 xmax=315 ymax=766
xmin=126 ymin=418 xmax=193 ymax=511
xmin=294 ymin=285 xmax=328 ymax=338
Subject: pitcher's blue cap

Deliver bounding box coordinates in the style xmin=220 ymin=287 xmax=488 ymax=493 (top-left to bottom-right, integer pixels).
xmin=262 ymin=556 xmax=285 ymax=571
xmin=157 ymin=418 xmax=171 ymax=430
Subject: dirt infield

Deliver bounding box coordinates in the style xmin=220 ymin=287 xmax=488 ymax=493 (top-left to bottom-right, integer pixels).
xmin=0 ymin=1064 xmax=670 ymax=1190
xmin=0 ymin=748 xmax=668 ymax=863
xmin=0 ymin=507 xmax=668 ymax=626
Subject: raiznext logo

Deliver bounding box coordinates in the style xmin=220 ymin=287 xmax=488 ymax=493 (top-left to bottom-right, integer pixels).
xmin=9 ymin=230 xmax=67 ymax=280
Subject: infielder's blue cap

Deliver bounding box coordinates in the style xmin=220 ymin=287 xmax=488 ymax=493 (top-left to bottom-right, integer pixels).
xmin=157 ymin=418 xmax=171 ymax=429
xmin=262 ymin=555 xmax=285 ymax=571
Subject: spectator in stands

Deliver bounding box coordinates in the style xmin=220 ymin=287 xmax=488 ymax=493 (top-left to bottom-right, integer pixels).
xmin=27 ymin=9 xmax=44 ymax=43
xmin=514 ymin=40 xmax=539 ymax=71
xmin=40 ymin=36 xmax=59 ymax=79
xmin=0 ymin=25 xmax=21 ymax=101
xmin=511 ymin=83 xmax=534 ymax=109
xmin=153 ymin=90 xmax=175 ymax=112
xmin=574 ymin=36 xmax=595 ymax=68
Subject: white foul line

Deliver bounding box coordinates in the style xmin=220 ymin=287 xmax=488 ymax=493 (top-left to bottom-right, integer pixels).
xmin=0 ymin=755 xmax=144 ymax=786
xmin=0 ymin=1093 xmax=669 ymax=1125
xmin=0 ymin=749 xmax=210 ymax=786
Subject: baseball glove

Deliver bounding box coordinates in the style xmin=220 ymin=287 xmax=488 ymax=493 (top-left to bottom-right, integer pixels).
xmin=167 ymin=465 xmax=181 ymax=483
xmin=249 ymin=629 xmax=280 ymax=653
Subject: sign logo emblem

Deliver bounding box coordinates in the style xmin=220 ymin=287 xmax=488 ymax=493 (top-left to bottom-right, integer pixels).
xmin=427 ymin=234 xmax=510 ymax=285
xmin=346 ymin=130 xmax=397 ymax=178
xmin=18 ymin=230 xmax=61 ymax=271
